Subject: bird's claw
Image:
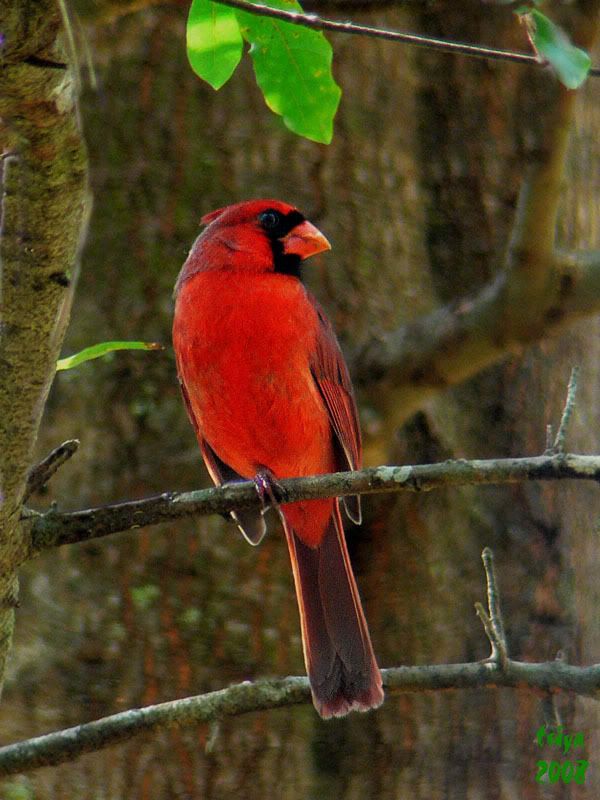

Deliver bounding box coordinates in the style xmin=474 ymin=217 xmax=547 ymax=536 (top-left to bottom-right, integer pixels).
xmin=253 ymin=469 xmax=284 ymax=512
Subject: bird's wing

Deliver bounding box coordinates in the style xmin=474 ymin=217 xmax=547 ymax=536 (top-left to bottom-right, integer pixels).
xmin=308 ymin=299 xmax=363 ymax=524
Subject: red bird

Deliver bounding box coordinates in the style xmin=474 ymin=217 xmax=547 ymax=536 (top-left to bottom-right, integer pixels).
xmin=172 ymin=199 xmax=383 ymax=718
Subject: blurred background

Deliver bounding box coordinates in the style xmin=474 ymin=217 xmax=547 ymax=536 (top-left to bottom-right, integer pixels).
xmin=2 ymin=0 xmax=600 ymax=797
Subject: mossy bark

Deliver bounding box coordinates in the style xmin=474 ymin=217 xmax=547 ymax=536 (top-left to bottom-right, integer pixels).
xmin=0 ymin=0 xmax=89 ymax=696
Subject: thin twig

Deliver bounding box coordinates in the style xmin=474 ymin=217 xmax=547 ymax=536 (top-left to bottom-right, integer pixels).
xmin=475 ymin=602 xmax=500 ymax=658
xmin=24 ymin=453 xmax=600 ymax=553
xmin=482 ymin=548 xmax=507 ymax=650
xmin=480 ymin=548 xmax=508 ymax=668
xmin=551 ymin=366 xmax=580 ymax=454
xmin=213 ymin=0 xmax=600 ymax=77
xmin=541 ymin=692 xmax=562 ymax=731
xmin=24 ymin=440 xmax=80 ymax=502
xmin=545 ymin=424 xmax=554 ymax=451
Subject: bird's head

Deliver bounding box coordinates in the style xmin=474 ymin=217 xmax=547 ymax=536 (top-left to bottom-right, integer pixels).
xmin=175 ymin=199 xmax=331 ymax=293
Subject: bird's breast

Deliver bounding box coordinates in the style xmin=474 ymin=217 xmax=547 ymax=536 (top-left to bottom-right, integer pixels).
xmin=173 ymin=271 xmax=334 ymax=480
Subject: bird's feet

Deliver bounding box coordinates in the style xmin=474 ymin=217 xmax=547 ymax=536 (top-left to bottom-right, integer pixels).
xmin=253 ymin=468 xmax=284 ymax=512
xmin=224 ymin=468 xmax=284 ymax=547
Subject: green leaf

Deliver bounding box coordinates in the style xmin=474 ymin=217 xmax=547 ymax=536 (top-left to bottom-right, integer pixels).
xmin=236 ymin=0 xmax=341 ymax=144
xmin=187 ymin=0 xmax=243 ymax=89
xmin=56 ymin=341 xmax=163 ymax=372
xmin=521 ymin=9 xmax=591 ymax=89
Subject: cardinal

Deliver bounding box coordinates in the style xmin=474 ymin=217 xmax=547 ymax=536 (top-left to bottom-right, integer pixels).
xmin=172 ymin=199 xmax=383 ymax=718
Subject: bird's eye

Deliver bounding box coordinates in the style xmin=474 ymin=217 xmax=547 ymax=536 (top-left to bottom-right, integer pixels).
xmin=259 ymin=210 xmax=282 ymax=231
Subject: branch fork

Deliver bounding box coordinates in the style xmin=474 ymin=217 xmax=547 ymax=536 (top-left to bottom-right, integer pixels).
xmin=476 ymin=548 xmax=509 ymax=671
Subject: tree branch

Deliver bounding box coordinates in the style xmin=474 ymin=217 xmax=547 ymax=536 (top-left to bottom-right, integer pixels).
xmin=3 ymin=661 xmax=600 ymax=776
xmin=355 ymin=250 xmax=600 ymax=423
xmin=549 ymin=366 xmax=579 ymax=454
xmin=2 ymin=545 xmax=600 ymax=776
xmin=212 ymin=0 xmax=600 ymax=76
xmin=23 ymin=453 xmax=600 ymax=554
xmin=501 ymin=0 xmax=599 ymax=324
xmin=23 ymin=439 xmax=80 ymax=503
xmin=355 ymin=0 xmax=600 ymax=426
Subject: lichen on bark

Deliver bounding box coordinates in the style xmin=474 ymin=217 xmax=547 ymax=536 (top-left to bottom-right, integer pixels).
xmin=0 ymin=0 xmax=89 ymax=696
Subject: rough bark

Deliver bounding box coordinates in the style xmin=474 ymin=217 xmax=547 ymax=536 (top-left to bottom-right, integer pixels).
xmin=0 ymin=0 xmax=89 ymax=696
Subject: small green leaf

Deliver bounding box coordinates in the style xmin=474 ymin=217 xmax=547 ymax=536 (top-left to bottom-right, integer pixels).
xmin=236 ymin=0 xmax=341 ymax=143
xmin=521 ymin=9 xmax=591 ymax=89
xmin=56 ymin=341 xmax=163 ymax=372
xmin=187 ymin=0 xmax=243 ymax=89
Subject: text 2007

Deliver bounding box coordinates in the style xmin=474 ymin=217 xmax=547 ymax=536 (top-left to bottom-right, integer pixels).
xmin=536 ymin=760 xmax=589 ymax=785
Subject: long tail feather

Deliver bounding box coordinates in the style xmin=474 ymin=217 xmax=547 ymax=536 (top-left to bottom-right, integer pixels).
xmin=284 ymin=502 xmax=383 ymax=718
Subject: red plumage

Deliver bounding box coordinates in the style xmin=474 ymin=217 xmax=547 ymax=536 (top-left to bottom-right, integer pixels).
xmin=172 ymin=199 xmax=383 ymax=717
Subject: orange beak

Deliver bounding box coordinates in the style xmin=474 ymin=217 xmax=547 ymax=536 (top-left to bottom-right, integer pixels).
xmin=281 ymin=220 xmax=331 ymax=261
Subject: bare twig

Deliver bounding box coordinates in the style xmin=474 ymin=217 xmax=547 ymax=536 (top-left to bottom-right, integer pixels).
xmin=550 ymin=366 xmax=580 ymax=454
xmin=541 ymin=692 xmax=562 ymax=731
xmin=475 ymin=603 xmax=498 ymax=655
xmin=212 ymin=0 xmax=600 ymax=77
xmin=22 ymin=453 xmax=600 ymax=554
xmin=24 ymin=440 xmax=80 ymax=502
xmin=482 ymin=548 xmax=507 ymax=652
xmin=478 ymin=548 xmax=508 ymax=668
